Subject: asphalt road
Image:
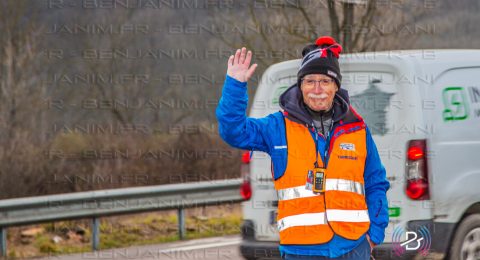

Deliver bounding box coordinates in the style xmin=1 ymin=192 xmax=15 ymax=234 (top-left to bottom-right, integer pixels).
xmin=38 ymin=235 xmax=245 ymax=260
xmin=35 ymin=235 xmax=444 ymax=260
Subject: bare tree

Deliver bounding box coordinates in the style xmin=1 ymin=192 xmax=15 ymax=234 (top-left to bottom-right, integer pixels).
xmin=0 ymin=0 xmax=53 ymax=198
xmin=0 ymin=1 xmax=48 ymax=140
xmin=209 ymin=0 xmax=426 ymax=69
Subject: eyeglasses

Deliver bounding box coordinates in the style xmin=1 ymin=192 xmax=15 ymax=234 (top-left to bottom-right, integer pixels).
xmin=301 ymin=78 xmax=335 ymax=88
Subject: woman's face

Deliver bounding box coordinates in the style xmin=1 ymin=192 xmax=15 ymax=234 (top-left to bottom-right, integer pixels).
xmin=300 ymin=74 xmax=338 ymax=111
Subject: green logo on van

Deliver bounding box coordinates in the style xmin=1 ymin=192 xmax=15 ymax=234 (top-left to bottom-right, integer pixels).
xmin=442 ymin=87 xmax=469 ymax=121
xmin=389 ymin=207 xmax=401 ymax=217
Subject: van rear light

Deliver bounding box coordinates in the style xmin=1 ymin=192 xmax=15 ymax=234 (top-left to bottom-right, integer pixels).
xmin=407 ymin=146 xmax=424 ymax=160
xmin=240 ymin=181 xmax=252 ymax=200
xmin=242 ymin=150 xmax=251 ymax=164
xmin=406 ymin=179 xmax=429 ymax=199
xmin=405 ymin=140 xmax=429 ymax=200
xmin=240 ymin=151 xmax=252 ymax=200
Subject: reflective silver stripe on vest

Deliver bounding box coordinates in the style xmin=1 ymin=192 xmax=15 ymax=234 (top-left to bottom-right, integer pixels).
xmin=326 ymin=209 xmax=370 ymax=222
xmin=277 ymin=179 xmax=364 ymax=201
xmin=277 ymin=209 xmax=370 ymax=231
xmin=325 ymin=179 xmax=365 ymax=195
xmin=277 ymin=212 xmax=326 ymax=232
xmin=277 ymin=185 xmax=317 ymax=201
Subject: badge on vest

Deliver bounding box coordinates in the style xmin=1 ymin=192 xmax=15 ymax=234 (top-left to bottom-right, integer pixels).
xmin=339 ymin=142 xmax=355 ymax=151
xmin=306 ymin=168 xmax=326 ymax=193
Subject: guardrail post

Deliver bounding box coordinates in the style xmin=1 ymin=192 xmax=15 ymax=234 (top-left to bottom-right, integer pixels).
xmin=178 ymin=208 xmax=185 ymax=240
xmin=0 ymin=227 xmax=6 ymax=257
xmin=92 ymin=217 xmax=100 ymax=251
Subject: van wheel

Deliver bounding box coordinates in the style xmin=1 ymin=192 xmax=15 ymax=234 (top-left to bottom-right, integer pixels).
xmin=449 ymin=214 xmax=480 ymax=260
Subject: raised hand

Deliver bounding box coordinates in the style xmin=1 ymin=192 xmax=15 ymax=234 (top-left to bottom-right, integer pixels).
xmin=227 ymin=47 xmax=258 ymax=83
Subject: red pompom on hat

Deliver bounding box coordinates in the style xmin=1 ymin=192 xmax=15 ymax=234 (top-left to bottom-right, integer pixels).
xmin=315 ymin=36 xmax=336 ymax=47
xmin=315 ymin=36 xmax=342 ymax=58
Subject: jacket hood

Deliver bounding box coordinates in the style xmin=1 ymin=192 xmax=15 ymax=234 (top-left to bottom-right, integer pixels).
xmin=279 ymin=83 xmax=360 ymax=126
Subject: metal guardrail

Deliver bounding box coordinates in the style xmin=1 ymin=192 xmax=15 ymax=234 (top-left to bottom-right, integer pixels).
xmin=0 ymin=178 xmax=244 ymax=257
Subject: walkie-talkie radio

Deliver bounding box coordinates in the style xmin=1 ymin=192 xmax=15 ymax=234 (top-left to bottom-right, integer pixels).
xmin=312 ymin=167 xmax=326 ymax=193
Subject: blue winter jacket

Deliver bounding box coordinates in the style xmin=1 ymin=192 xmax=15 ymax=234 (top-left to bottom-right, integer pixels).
xmin=216 ymin=74 xmax=390 ymax=258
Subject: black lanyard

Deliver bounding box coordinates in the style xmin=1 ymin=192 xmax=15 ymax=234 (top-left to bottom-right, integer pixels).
xmin=312 ymin=109 xmax=335 ymax=169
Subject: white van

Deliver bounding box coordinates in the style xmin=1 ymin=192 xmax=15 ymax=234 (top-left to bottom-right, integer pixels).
xmin=238 ymin=50 xmax=480 ymax=260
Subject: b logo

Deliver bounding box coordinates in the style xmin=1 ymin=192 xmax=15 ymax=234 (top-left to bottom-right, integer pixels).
xmin=401 ymin=231 xmax=424 ymax=250
xmin=392 ymin=226 xmax=431 ymax=257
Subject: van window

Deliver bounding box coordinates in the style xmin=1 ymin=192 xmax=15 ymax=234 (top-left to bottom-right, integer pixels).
xmin=343 ymin=72 xmax=398 ymax=136
xmin=268 ymin=71 xmax=400 ymax=137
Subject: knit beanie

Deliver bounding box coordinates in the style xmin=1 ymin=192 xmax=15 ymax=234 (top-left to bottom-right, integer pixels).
xmin=297 ymin=36 xmax=343 ymax=89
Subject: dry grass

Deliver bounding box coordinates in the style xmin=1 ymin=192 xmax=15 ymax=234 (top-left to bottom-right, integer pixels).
xmin=4 ymin=203 xmax=242 ymax=258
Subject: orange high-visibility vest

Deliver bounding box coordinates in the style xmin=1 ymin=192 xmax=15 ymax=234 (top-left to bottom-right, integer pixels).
xmin=273 ymin=115 xmax=370 ymax=245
